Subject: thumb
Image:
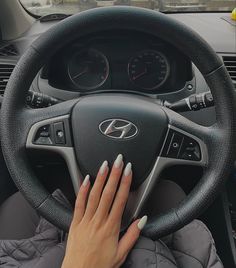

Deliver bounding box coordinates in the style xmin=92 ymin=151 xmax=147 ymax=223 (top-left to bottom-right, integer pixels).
xmin=116 ymin=216 xmax=148 ymax=265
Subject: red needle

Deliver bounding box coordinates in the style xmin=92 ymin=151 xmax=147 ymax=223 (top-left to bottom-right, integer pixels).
xmin=132 ymin=67 xmax=147 ymax=80
xmin=72 ymin=67 xmax=88 ymax=79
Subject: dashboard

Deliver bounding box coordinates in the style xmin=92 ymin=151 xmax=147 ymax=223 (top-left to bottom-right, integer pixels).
xmin=0 ymin=12 xmax=235 ymax=127
xmin=43 ymin=32 xmax=192 ymax=95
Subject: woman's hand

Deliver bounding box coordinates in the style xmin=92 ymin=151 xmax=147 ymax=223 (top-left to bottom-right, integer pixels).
xmin=62 ymin=154 xmax=147 ymax=268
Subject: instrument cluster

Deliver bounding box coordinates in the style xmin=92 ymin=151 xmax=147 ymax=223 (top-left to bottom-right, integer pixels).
xmin=46 ymin=32 xmax=192 ymax=94
xmin=67 ymin=48 xmax=170 ymax=91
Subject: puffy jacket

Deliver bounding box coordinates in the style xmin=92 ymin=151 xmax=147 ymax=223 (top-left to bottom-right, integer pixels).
xmin=0 ymin=190 xmax=223 ymax=268
xmin=124 ymin=220 xmax=223 ymax=268
xmin=0 ymin=190 xmax=66 ymax=268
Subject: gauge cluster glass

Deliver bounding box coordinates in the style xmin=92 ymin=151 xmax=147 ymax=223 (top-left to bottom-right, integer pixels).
xmin=68 ymin=49 xmax=109 ymax=90
xmin=67 ymin=48 xmax=170 ymax=92
xmin=46 ymin=34 xmax=192 ymax=95
xmin=128 ymin=50 xmax=170 ymax=90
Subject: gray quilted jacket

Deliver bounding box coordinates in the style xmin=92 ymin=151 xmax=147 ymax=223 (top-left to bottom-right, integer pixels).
xmin=0 ymin=190 xmax=223 ymax=268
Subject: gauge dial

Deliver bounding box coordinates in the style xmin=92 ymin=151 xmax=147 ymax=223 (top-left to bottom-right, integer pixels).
xmin=128 ymin=50 xmax=169 ymax=90
xmin=68 ymin=49 xmax=109 ymax=90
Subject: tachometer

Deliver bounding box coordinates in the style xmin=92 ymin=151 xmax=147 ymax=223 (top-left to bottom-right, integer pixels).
xmin=128 ymin=50 xmax=169 ymax=90
xmin=68 ymin=49 xmax=109 ymax=90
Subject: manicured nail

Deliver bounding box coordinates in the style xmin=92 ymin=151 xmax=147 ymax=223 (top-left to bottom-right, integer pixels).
xmin=114 ymin=154 xmax=123 ymax=168
xmin=124 ymin=162 xmax=132 ymax=176
xmin=137 ymin=215 xmax=148 ymax=230
xmin=82 ymin=175 xmax=90 ymax=187
xmin=100 ymin=160 xmax=108 ymax=175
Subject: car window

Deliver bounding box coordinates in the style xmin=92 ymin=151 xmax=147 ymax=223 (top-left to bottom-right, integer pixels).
xmin=20 ymin=0 xmax=235 ymax=16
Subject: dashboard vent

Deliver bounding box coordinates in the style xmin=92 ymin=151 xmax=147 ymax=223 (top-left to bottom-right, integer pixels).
xmin=0 ymin=64 xmax=15 ymax=96
xmin=0 ymin=44 xmax=18 ymax=56
xmin=222 ymin=55 xmax=236 ymax=88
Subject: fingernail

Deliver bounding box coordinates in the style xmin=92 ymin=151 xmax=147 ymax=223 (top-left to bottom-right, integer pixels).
xmin=114 ymin=154 xmax=123 ymax=168
xmin=100 ymin=160 xmax=108 ymax=175
xmin=124 ymin=162 xmax=132 ymax=176
xmin=82 ymin=175 xmax=90 ymax=187
xmin=137 ymin=215 xmax=148 ymax=230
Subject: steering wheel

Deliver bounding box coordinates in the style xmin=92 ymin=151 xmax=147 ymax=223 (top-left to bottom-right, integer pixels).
xmin=1 ymin=7 xmax=235 ymax=239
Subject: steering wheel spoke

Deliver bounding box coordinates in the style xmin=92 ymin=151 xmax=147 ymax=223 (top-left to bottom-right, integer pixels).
xmin=25 ymin=100 xmax=82 ymax=193
xmin=122 ymin=107 xmax=210 ymax=228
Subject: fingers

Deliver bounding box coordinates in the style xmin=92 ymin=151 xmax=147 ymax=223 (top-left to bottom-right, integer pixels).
xmin=95 ymin=154 xmax=124 ymax=218
xmin=72 ymin=175 xmax=91 ymax=225
xmin=108 ymin=163 xmax=132 ymax=225
xmin=84 ymin=160 xmax=109 ymax=220
xmin=116 ymin=216 xmax=148 ymax=265
xmin=78 ymin=155 xmax=132 ymax=224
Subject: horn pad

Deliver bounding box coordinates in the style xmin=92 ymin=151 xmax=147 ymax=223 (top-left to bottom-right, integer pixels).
xmin=71 ymin=94 xmax=168 ymax=189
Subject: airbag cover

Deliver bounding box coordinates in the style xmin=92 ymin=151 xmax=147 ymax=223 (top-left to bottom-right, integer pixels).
xmin=72 ymin=94 xmax=168 ymax=188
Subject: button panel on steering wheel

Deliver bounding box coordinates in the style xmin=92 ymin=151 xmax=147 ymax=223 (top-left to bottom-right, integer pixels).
xmin=162 ymin=129 xmax=201 ymax=161
xmin=33 ymin=118 xmax=72 ymax=147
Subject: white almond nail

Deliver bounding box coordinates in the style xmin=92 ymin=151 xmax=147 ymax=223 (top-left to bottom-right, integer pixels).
xmin=114 ymin=154 xmax=123 ymax=168
xmin=100 ymin=160 xmax=108 ymax=175
xmin=124 ymin=162 xmax=132 ymax=176
xmin=137 ymin=215 xmax=148 ymax=230
xmin=82 ymin=175 xmax=90 ymax=187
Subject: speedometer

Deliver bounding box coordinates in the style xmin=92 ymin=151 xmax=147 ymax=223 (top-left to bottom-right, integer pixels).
xmin=68 ymin=49 xmax=109 ymax=90
xmin=128 ymin=50 xmax=169 ymax=90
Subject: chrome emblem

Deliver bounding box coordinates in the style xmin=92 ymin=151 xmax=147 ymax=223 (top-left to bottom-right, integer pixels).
xmin=99 ymin=119 xmax=138 ymax=139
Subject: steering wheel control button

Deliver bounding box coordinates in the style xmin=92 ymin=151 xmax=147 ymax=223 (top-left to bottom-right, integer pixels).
xmin=162 ymin=131 xmax=183 ymax=158
xmin=179 ymin=138 xmax=201 ymax=161
xmin=162 ymin=129 xmax=201 ymax=161
xmin=168 ymin=133 xmax=183 ymax=158
xmin=31 ymin=117 xmax=72 ymax=148
xmin=54 ymin=122 xmax=66 ymax=145
xmin=34 ymin=125 xmax=53 ymax=145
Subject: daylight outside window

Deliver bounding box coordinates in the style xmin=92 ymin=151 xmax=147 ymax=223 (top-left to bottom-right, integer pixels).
xmin=20 ymin=0 xmax=235 ymax=16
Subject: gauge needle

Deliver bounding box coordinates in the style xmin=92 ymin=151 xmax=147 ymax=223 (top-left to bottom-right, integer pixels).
xmin=132 ymin=67 xmax=147 ymax=80
xmin=72 ymin=67 xmax=88 ymax=79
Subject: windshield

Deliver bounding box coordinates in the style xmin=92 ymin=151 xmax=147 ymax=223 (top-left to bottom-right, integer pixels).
xmin=20 ymin=0 xmax=234 ymax=16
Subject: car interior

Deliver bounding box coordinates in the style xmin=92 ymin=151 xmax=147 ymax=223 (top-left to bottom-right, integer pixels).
xmin=0 ymin=0 xmax=235 ymax=267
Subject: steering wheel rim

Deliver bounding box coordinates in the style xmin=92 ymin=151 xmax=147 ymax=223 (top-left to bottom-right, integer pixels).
xmin=1 ymin=6 xmax=235 ymax=239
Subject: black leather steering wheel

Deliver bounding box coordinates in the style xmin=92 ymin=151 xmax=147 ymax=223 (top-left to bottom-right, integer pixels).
xmin=1 ymin=7 xmax=235 ymax=239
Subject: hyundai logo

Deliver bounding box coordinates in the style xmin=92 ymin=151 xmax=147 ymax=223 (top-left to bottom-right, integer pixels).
xmin=99 ymin=119 xmax=138 ymax=139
